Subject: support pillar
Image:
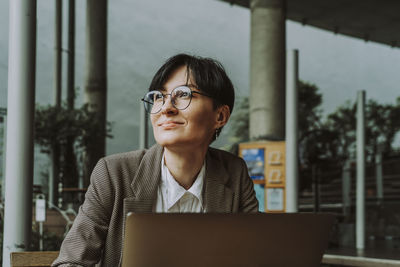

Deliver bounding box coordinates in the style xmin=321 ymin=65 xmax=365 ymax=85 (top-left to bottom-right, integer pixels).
xmin=249 ymin=0 xmax=286 ymax=141
xmin=50 ymin=0 xmax=62 ymax=206
xmin=356 ymin=90 xmax=366 ymax=251
xmin=67 ymin=0 xmax=75 ymax=109
xmin=2 ymin=0 xmax=36 ymax=265
xmin=83 ymin=0 xmax=108 ymax=186
xmin=285 ymin=49 xmax=298 ymax=212
xmin=54 ymin=0 xmax=62 ymax=107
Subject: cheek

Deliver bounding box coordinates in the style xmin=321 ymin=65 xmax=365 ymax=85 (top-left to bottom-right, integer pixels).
xmin=150 ymin=115 xmax=157 ymax=127
xmin=150 ymin=116 xmax=159 ymax=135
xmin=190 ymin=113 xmax=216 ymax=135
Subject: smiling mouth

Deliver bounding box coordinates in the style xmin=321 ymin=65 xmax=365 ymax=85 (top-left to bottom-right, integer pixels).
xmin=159 ymin=121 xmax=184 ymax=128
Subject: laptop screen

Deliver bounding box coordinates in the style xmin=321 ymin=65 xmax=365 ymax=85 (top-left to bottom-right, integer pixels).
xmin=122 ymin=213 xmax=334 ymax=267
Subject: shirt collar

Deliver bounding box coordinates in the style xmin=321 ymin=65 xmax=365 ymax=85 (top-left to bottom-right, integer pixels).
xmin=161 ymin=153 xmax=205 ymax=210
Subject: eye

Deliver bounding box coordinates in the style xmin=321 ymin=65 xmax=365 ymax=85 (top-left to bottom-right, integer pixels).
xmin=174 ymin=87 xmax=191 ymax=98
xmin=153 ymin=92 xmax=163 ymax=101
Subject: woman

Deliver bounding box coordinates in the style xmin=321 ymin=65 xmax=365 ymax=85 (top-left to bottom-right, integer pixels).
xmin=52 ymin=54 xmax=258 ymax=267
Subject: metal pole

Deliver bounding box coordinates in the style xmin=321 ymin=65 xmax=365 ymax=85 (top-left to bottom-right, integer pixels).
xmin=375 ymin=152 xmax=383 ymax=204
xmin=35 ymin=194 xmax=46 ymax=251
xmin=139 ymin=104 xmax=148 ymax=149
xmin=50 ymin=0 xmax=62 ymax=206
xmin=39 ymin=222 xmax=43 ymax=251
xmin=49 ymin=147 xmax=60 ymax=206
xmin=65 ymin=0 xmax=77 ymax=191
xmin=313 ymin=165 xmax=320 ymax=212
xmin=54 ymin=0 xmax=62 ymax=107
xmin=67 ymin=0 xmax=75 ymax=109
xmin=285 ymin=49 xmax=298 ymax=212
xmin=2 ymin=0 xmax=37 ymax=265
xmin=356 ymin=90 xmax=366 ymax=251
xmin=342 ymin=160 xmax=351 ymax=218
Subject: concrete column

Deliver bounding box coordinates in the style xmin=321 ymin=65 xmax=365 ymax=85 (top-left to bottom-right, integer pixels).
xmin=83 ymin=0 xmax=108 ymax=186
xmin=356 ymin=90 xmax=366 ymax=251
xmin=285 ymin=49 xmax=298 ymax=212
xmin=249 ymin=0 xmax=286 ymax=141
xmin=2 ymin=0 xmax=36 ymax=266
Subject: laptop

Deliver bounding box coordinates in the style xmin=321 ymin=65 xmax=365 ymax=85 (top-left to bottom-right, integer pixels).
xmin=121 ymin=212 xmax=335 ymax=267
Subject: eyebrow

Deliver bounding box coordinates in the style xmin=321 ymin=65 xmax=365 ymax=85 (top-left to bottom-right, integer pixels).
xmin=158 ymin=83 xmax=198 ymax=92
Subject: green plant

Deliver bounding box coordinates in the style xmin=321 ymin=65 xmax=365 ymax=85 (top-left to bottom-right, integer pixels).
xmin=29 ymin=224 xmax=64 ymax=251
xmin=34 ymin=103 xmax=112 ymax=188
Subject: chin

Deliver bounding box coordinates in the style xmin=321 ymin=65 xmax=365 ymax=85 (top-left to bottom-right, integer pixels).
xmin=155 ymin=135 xmax=198 ymax=149
xmin=154 ymin=134 xmax=184 ymax=147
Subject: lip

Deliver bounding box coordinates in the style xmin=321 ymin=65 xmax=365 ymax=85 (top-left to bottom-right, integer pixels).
xmin=158 ymin=121 xmax=184 ymax=128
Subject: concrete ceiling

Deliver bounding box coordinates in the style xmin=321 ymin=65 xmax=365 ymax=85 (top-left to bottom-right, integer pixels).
xmin=219 ymin=0 xmax=400 ymax=48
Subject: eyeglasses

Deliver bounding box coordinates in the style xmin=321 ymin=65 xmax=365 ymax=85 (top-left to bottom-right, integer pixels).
xmin=141 ymin=85 xmax=212 ymax=114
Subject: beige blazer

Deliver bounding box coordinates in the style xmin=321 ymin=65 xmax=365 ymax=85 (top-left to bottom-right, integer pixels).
xmin=52 ymin=144 xmax=258 ymax=267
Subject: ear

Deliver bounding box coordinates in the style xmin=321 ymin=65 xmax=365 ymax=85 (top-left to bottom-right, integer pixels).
xmin=215 ymin=105 xmax=230 ymax=129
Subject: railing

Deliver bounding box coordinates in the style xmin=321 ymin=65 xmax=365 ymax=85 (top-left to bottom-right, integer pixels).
xmin=322 ymin=254 xmax=400 ymax=266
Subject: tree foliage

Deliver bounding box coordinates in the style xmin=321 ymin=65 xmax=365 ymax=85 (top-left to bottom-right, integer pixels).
xmin=35 ymin=103 xmax=112 ymax=153
xmin=34 ymin=103 xmax=112 ymax=188
xmin=298 ymin=81 xmax=323 ymax=140
xmin=227 ymin=81 xmax=325 ymax=156
xmin=325 ymin=98 xmax=400 ymax=162
xmin=228 ymin=82 xmax=400 ymax=166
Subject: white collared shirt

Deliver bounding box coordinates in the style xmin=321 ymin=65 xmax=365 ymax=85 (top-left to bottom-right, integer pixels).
xmin=153 ymin=155 xmax=205 ymax=213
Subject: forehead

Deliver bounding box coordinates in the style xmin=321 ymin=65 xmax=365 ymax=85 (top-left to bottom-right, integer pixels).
xmin=160 ymin=66 xmax=194 ymax=91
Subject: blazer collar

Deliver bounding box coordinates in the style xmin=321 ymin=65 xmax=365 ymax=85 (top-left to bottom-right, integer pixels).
xmin=130 ymin=144 xmax=163 ymax=199
xmin=125 ymin=144 xmax=233 ymax=213
xmin=203 ymin=148 xmax=233 ymax=213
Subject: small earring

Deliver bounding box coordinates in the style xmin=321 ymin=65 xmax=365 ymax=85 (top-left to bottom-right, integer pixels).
xmin=215 ymin=128 xmax=220 ymax=140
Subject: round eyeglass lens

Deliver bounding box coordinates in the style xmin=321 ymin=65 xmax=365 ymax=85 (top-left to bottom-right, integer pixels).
xmin=143 ymin=90 xmax=163 ymax=114
xmin=171 ymin=86 xmax=192 ymax=110
xmin=142 ymin=86 xmax=193 ymax=114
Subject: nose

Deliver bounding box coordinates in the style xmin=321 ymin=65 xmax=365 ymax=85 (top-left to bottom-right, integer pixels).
xmin=161 ymin=94 xmax=178 ymax=114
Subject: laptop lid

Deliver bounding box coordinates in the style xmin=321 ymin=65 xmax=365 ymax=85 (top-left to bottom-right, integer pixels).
xmin=121 ymin=213 xmax=334 ymax=267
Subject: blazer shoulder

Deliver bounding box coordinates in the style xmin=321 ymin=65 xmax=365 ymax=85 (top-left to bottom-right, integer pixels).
xmin=208 ymin=146 xmax=244 ymax=163
xmin=98 ymin=144 xmax=162 ymax=177
xmin=102 ymin=149 xmax=147 ymax=166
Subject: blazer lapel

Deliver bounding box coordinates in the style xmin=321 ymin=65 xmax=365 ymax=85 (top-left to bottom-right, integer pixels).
xmin=122 ymin=145 xmax=234 ymax=213
xmin=124 ymin=144 xmax=164 ymax=214
xmin=204 ymin=149 xmax=233 ymax=212
xmin=119 ymin=145 xmax=163 ymax=267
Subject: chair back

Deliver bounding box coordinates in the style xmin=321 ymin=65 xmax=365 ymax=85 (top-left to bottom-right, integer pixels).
xmin=10 ymin=251 xmax=59 ymax=267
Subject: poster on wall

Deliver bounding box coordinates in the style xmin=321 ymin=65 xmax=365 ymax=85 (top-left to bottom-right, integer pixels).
xmin=266 ymin=188 xmax=284 ymax=211
xmin=241 ymin=148 xmax=265 ymax=181
xmin=253 ymin=184 xmax=265 ymax=212
xmin=239 ymin=141 xmax=286 ymax=212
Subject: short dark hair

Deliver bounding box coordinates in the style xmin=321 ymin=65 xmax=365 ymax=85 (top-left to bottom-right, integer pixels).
xmin=148 ymin=54 xmax=235 ymax=115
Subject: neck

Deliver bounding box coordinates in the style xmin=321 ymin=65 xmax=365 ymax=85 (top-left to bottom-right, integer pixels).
xmin=163 ymin=145 xmax=208 ymax=190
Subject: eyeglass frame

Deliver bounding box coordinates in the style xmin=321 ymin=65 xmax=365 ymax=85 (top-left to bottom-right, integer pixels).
xmin=141 ymin=84 xmax=213 ymax=114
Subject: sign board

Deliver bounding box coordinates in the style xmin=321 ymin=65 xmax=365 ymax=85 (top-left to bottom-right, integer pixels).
xmin=266 ymin=188 xmax=284 ymax=211
xmin=239 ymin=141 xmax=286 ymax=212
xmin=35 ymin=194 xmax=46 ymax=222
